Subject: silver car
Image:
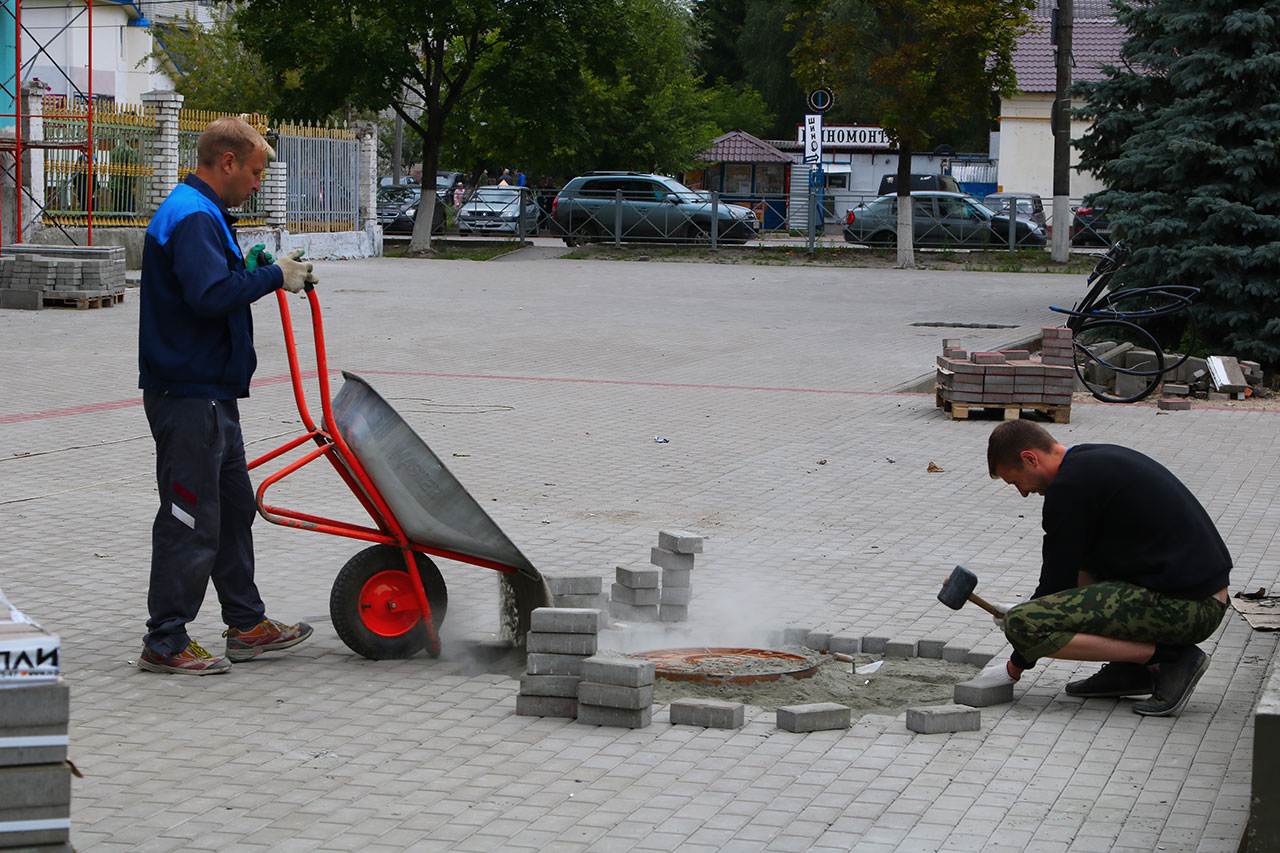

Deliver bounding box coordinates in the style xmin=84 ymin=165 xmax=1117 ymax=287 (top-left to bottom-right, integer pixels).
xmin=843 ymin=191 xmax=1045 ymax=248
xmin=456 ymin=188 xmax=539 ymax=236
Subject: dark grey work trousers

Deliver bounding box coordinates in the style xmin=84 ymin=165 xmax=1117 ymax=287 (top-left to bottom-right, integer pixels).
xmin=143 ymin=391 xmax=265 ymax=656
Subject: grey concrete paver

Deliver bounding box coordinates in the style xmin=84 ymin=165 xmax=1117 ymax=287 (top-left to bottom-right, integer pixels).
xmin=1 ymin=256 xmax=1277 ymax=851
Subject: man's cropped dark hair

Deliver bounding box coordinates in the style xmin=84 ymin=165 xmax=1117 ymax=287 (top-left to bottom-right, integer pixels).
xmin=987 ymin=421 xmax=1057 ymax=477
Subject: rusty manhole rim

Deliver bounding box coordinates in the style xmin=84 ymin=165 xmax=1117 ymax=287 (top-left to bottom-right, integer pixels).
xmin=631 ymin=647 xmax=820 ymax=685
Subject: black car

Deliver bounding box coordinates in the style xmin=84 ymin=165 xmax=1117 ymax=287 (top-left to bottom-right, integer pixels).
xmin=377 ymin=185 xmax=421 ymax=227
xmin=1071 ymin=204 xmax=1112 ymax=246
xmin=383 ymin=196 xmax=445 ymax=236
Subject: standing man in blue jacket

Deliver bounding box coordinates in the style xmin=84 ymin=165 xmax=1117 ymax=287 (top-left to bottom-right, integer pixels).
xmin=138 ymin=117 xmax=318 ymax=675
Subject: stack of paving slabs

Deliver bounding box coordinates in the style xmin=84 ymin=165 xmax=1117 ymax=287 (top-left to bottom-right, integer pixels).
xmin=545 ymin=575 xmax=607 ymax=630
xmin=934 ymin=327 xmax=1074 ymax=423
xmin=652 ymin=530 xmax=702 ymax=622
xmin=0 ymin=605 xmax=70 ymax=850
xmin=517 ymin=608 xmax=601 ymax=718
xmin=610 ymin=565 xmax=660 ymax=622
xmin=576 ymin=656 xmax=655 ymax=729
xmin=0 ymin=245 xmax=126 ymax=310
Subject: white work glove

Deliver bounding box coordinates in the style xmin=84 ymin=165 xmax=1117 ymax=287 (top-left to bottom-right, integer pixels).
xmin=991 ymin=601 xmax=1013 ymax=627
xmin=275 ymin=249 xmax=316 ymax=293
xmin=970 ymin=658 xmax=1018 ymax=689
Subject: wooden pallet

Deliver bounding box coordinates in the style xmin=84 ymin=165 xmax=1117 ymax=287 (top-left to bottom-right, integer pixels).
xmin=42 ymin=290 xmax=125 ymax=310
xmin=942 ymin=398 xmax=1071 ymax=424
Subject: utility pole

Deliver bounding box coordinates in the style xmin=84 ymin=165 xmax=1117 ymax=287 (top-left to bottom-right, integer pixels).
xmin=392 ymin=111 xmax=403 ymax=186
xmin=1051 ymin=0 xmax=1073 ymax=262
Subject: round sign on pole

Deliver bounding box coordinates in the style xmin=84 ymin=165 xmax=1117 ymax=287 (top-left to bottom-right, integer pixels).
xmin=807 ymin=88 xmax=834 ymax=113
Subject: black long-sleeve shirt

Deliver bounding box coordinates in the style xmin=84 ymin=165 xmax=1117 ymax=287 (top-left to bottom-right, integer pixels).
xmin=1034 ymin=444 xmax=1231 ymax=600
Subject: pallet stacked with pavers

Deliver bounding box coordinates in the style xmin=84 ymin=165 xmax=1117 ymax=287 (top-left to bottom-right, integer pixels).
xmin=934 ymin=328 xmax=1074 ymax=423
xmin=516 ymin=608 xmax=601 ymax=718
xmin=651 ymin=530 xmax=702 ymax=622
xmin=545 ymin=576 xmax=607 ymax=630
xmin=576 ymin=656 xmax=655 ymax=729
xmin=0 ymin=245 xmax=126 ymax=310
xmin=0 ymin=619 xmax=70 ymax=850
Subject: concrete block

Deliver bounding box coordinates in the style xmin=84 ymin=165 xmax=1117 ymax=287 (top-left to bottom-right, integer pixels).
xmin=884 ymin=640 xmax=917 ymax=658
xmin=1115 ymin=371 xmax=1151 ymax=398
xmin=782 ymin=626 xmax=812 ymax=645
xmin=650 ymin=547 xmax=695 ymax=572
xmin=861 ymin=636 xmax=889 ymax=654
xmin=965 ymin=650 xmax=994 ymax=667
xmin=615 ymin=566 xmax=660 ymax=588
xmin=519 ymin=674 xmax=580 ymax=698
xmin=954 ymin=679 xmax=1014 ymax=707
xmin=661 ymin=567 xmax=692 ymax=588
xmin=658 ymin=530 xmax=703 ymax=554
xmin=805 ymin=631 xmax=832 ymax=652
xmin=828 ymin=634 xmax=860 ymax=655
xmin=525 ymin=653 xmax=586 ymax=677
xmin=515 ymin=694 xmax=578 ymax=718
xmin=1041 ymin=355 xmax=1073 ymax=366
xmin=611 ymin=583 xmax=659 ymax=606
xmin=526 ymin=632 xmax=598 ymax=656
xmin=658 ymin=604 xmax=688 ymax=622
xmin=530 ymin=608 xmax=601 ymax=635
xmin=0 ymin=763 xmax=71 ymax=847
xmin=1162 ymin=382 xmax=1190 ymax=396
xmin=576 ymin=704 xmax=652 ymax=728
xmin=776 ymin=702 xmax=851 ymax=733
xmin=578 ymin=681 xmax=653 ymax=710
xmin=942 ymin=644 xmax=970 ymax=663
xmin=581 ymin=656 xmax=655 ymax=687
xmin=552 ymin=593 xmax=608 ymax=609
xmin=971 ymin=352 xmax=1006 ymax=364
xmin=669 ymin=698 xmax=745 ymax=729
xmin=916 ymin=639 xmax=946 ymax=659
xmin=0 ymin=683 xmax=70 ymax=767
xmin=0 ymin=289 xmax=42 ymax=310
xmin=658 ymin=586 xmax=691 ymax=605
xmin=906 ymin=703 xmax=981 ymax=734
xmin=609 ymin=601 xmax=658 ymax=622
xmin=544 ymin=576 xmax=603 ymax=596
xmin=1158 ymin=398 xmax=1192 ymax=411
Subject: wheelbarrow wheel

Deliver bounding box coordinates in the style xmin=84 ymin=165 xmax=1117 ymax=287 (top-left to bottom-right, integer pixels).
xmin=330 ymin=545 xmax=448 ymax=660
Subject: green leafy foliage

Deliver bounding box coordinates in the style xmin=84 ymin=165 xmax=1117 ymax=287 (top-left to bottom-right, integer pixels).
xmin=149 ymin=12 xmax=276 ymax=112
xmin=1075 ymin=0 xmax=1280 ymax=366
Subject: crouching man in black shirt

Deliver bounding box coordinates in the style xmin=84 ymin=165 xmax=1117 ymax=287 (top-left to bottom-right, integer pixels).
xmin=980 ymin=420 xmax=1231 ymax=716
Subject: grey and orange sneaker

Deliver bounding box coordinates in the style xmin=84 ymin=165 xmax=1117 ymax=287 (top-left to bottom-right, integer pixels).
xmin=138 ymin=640 xmax=232 ymax=675
xmin=223 ymin=618 xmax=313 ymax=662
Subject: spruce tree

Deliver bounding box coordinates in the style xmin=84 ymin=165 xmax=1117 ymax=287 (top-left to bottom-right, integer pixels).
xmin=1075 ymin=0 xmax=1280 ymax=367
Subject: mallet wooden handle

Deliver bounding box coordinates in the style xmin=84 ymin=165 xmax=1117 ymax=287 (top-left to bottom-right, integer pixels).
xmin=968 ymin=593 xmax=1005 ymax=618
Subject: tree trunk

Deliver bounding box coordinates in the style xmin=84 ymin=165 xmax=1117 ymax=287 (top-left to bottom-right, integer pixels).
xmin=895 ymin=139 xmax=915 ymax=269
xmin=409 ymin=131 xmax=442 ymax=253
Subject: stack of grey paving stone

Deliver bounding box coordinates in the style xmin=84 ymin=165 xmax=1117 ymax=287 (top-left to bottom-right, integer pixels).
xmin=0 ymin=598 xmax=70 ymax=850
xmin=0 ymin=245 xmax=126 ymax=310
xmin=652 ymin=530 xmax=702 ymax=623
xmin=545 ymin=575 xmax=608 ymax=630
xmin=517 ymin=607 xmax=601 ymax=719
xmin=577 ymin=656 xmax=655 ymax=729
xmin=609 ymin=565 xmax=659 ymax=622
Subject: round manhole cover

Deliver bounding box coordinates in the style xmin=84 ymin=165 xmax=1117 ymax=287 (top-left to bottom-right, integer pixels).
xmin=631 ymin=647 xmax=820 ymax=685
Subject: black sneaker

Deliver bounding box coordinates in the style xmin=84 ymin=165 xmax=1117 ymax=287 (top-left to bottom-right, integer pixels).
xmin=1065 ymin=662 xmax=1154 ymax=698
xmin=1133 ymin=647 xmax=1210 ymax=717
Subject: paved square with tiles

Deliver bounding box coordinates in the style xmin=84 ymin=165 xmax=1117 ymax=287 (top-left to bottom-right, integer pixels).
xmin=2 ymin=256 xmax=1276 ymax=852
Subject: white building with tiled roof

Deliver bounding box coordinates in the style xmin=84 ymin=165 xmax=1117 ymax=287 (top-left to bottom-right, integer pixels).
xmin=997 ymin=1 xmax=1124 ymax=203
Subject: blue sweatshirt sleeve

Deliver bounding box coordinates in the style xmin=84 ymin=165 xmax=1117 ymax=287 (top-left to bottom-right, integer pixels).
xmin=168 ymin=212 xmax=283 ymax=317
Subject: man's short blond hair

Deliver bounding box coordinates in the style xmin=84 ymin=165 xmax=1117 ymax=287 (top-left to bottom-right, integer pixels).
xmin=196 ymin=117 xmax=274 ymax=167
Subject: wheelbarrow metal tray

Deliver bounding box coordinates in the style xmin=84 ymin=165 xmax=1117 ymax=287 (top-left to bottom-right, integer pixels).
xmin=332 ymin=371 xmax=539 ymax=580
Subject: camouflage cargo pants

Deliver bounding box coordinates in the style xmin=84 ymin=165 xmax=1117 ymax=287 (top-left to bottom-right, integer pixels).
xmin=1003 ymin=580 xmax=1228 ymax=664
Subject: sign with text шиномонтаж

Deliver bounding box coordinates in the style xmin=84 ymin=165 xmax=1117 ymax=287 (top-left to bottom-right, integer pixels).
xmin=795 ymin=124 xmax=893 ymax=150
xmin=803 ymin=114 xmax=823 ymax=164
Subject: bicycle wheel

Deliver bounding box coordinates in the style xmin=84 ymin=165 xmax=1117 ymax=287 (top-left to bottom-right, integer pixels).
xmin=1072 ymin=318 xmax=1166 ymax=403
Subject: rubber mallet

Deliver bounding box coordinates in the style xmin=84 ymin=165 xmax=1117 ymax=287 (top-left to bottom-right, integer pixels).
xmin=937 ymin=565 xmax=1003 ymax=617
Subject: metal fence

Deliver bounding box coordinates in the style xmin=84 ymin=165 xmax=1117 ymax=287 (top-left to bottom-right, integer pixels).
xmin=177 ymin=108 xmax=271 ymax=226
xmin=277 ymin=122 xmax=359 ymax=234
xmin=41 ymin=97 xmax=155 ymax=227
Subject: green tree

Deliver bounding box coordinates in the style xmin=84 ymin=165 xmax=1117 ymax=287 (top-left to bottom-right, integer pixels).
xmin=1075 ymin=0 xmax=1280 ymax=367
xmin=149 ymin=11 xmax=276 ymax=112
xmin=792 ymin=0 xmax=1031 ymax=267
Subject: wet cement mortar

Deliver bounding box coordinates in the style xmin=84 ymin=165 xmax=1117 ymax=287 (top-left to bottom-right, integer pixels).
xmin=649 ymin=653 xmax=980 ymax=716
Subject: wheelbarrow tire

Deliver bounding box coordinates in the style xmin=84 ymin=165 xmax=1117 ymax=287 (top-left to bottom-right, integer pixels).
xmin=330 ymin=545 xmax=448 ymax=660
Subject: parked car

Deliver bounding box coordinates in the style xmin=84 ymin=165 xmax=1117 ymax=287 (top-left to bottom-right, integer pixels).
xmin=456 ymin=187 xmax=539 ymax=236
xmin=877 ymin=173 xmax=962 ymax=196
xmin=436 ymin=171 xmax=464 ymax=197
xmin=552 ymin=172 xmax=758 ymax=245
xmin=843 ymin=191 xmax=1045 ymax=248
xmin=1071 ymin=204 xmax=1112 ymax=246
xmin=383 ymin=196 xmax=445 ymax=236
xmin=982 ymin=192 xmax=1047 ymax=229
xmin=377 ymin=185 xmax=421 ymax=226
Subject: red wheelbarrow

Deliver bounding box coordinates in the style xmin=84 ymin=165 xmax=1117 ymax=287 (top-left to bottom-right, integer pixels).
xmin=247 ymin=284 xmax=551 ymax=659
